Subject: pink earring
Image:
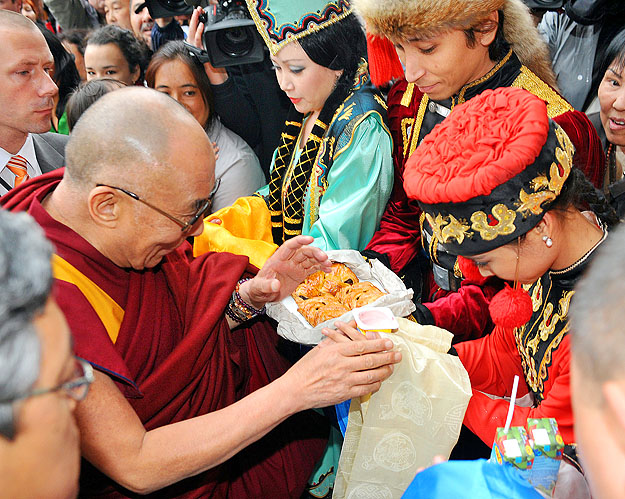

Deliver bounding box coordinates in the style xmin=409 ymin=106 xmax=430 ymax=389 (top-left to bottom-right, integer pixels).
xmin=542 ymin=235 xmax=553 ymax=248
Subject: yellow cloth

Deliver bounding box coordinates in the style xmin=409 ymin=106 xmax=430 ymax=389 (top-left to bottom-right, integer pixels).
xmin=334 ymin=318 xmax=472 ymax=498
xmin=193 ymin=196 xmax=278 ymax=270
xmin=51 ymin=254 xmax=124 ymax=343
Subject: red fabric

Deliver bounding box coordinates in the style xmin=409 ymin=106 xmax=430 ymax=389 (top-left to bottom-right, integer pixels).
xmin=488 ymin=284 xmax=534 ymax=331
xmin=456 ymin=327 xmax=573 ymax=446
xmin=1 ymin=170 xmax=328 ymax=498
xmin=404 ymin=88 xmax=550 ymax=204
xmin=552 ymin=109 xmax=605 ymax=189
xmin=366 ymin=33 xmax=404 ymax=88
xmin=365 ymin=80 xmax=424 ymax=273
xmin=426 ymin=278 xmax=504 ymax=343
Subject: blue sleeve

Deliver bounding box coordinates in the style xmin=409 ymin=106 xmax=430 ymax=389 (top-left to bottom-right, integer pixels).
xmin=305 ymin=113 xmax=394 ymax=251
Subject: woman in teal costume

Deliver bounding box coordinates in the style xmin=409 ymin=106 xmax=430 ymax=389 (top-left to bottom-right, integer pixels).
xmin=245 ymin=1 xmax=393 ymax=496
xmin=248 ymin=0 xmax=393 ymax=252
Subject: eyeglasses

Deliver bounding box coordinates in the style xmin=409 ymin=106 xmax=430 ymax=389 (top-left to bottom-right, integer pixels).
xmin=96 ymin=178 xmax=220 ymax=234
xmin=0 ymin=358 xmax=94 ymax=404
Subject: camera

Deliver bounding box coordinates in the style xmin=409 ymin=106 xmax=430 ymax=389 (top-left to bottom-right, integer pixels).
xmin=200 ymin=0 xmax=265 ymax=67
xmin=145 ymin=0 xmax=265 ymax=67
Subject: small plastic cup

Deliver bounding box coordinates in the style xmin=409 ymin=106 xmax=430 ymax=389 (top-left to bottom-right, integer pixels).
xmin=352 ymin=306 xmax=399 ymax=335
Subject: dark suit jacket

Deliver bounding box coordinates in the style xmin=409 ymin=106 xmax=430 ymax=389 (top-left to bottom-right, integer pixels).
xmin=33 ymin=132 xmax=67 ymax=173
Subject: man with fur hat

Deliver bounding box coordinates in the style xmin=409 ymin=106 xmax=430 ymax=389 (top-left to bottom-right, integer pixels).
xmin=355 ymin=0 xmax=606 ymax=341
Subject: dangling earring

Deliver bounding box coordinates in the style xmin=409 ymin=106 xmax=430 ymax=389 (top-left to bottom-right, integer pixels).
xmin=542 ymin=235 xmax=553 ymax=248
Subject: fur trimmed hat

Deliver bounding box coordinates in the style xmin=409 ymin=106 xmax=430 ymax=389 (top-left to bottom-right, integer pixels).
xmin=353 ymin=0 xmax=556 ymax=87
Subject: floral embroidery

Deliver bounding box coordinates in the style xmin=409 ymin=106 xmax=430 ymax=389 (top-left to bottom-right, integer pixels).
xmin=517 ymin=125 xmax=573 ymax=217
xmin=425 ymin=213 xmax=472 ymax=244
xmin=516 ymin=277 xmax=573 ymax=402
xmin=471 ymin=204 xmax=516 ymax=241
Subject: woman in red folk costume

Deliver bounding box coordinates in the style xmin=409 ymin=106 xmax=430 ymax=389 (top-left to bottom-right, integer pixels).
xmin=354 ymin=0 xmax=607 ymax=342
xmin=404 ymin=87 xmax=616 ymax=458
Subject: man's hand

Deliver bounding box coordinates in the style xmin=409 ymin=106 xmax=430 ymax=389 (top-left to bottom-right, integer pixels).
xmin=238 ymin=235 xmax=331 ymax=309
xmin=278 ymin=325 xmax=402 ymax=411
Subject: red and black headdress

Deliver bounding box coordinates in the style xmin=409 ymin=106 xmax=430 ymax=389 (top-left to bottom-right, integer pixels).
xmin=405 ymin=86 xmax=574 ymax=256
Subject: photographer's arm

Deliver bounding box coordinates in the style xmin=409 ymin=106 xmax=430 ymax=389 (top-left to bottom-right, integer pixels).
xmin=189 ymin=7 xmax=228 ymax=85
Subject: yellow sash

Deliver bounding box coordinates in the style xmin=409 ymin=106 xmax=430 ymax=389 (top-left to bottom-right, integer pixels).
xmin=52 ymin=254 xmax=125 ymax=343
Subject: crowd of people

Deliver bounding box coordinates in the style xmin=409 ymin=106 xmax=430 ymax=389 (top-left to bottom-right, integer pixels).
xmin=1 ymin=0 xmax=625 ymax=497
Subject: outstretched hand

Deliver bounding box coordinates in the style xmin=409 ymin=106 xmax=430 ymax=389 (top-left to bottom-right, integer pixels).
xmin=239 ymin=235 xmax=331 ymax=308
xmin=279 ymin=325 xmax=402 ymax=410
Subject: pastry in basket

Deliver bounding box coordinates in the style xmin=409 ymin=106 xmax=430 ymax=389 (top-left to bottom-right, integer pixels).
xmin=292 ymin=280 xmax=324 ymax=304
xmin=297 ymin=295 xmax=349 ymax=327
xmin=336 ymin=281 xmax=386 ymax=309
xmin=320 ymin=275 xmax=350 ymax=295
xmin=326 ymin=262 xmax=359 ymax=286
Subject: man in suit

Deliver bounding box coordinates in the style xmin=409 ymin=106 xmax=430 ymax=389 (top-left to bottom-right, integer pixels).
xmin=0 ymin=10 xmax=67 ymax=195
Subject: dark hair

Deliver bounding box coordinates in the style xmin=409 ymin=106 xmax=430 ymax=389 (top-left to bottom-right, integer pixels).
xmin=86 ymin=25 xmax=148 ymax=82
xmin=549 ymin=167 xmax=619 ymax=228
xmin=299 ymin=13 xmax=366 ymax=97
xmin=297 ymin=13 xmax=367 ymax=123
xmin=144 ymin=41 xmax=215 ymax=128
xmin=58 ymin=28 xmax=89 ymax=56
xmin=65 ymin=78 xmax=127 ymax=131
xmin=596 ymin=28 xmax=625 ymax=88
xmin=37 ymin=25 xmax=81 ymax=121
xmin=463 ymin=10 xmax=510 ymax=63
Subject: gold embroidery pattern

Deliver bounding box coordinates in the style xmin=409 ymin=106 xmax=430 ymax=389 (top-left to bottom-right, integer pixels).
xmin=512 ymin=66 xmax=573 ymax=118
xmin=515 ymin=280 xmax=573 ymax=400
xmin=426 ymin=213 xmax=472 ymax=244
xmin=457 ymin=49 xmax=513 ymax=104
xmin=516 ymin=125 xmax=573 ymax=217
xmin=338 ymin=102 xmax=356 ymax=121
xmin=407 ymin=95 xmax=429 ymax=159
xmin=470 ymin=204 xmax=516 ymax=241
xmin=373 ymin=93 xmax=388 ymax=110
xmin=401 ymin=118 xmax=415 ymax=155
xmin=401 ymin=83 xmax=415 ymax=107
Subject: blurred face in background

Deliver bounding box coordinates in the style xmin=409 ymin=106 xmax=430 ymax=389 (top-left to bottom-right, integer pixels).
xmin=103 ymin=0 xmax=132 ymax=31
xmin=21 ymin=0 xmax=38 ymax=22
xmin=598 ymin=58 xmax=625 ymax=148
xmin=153 ymin=58 xmax=210 ymax=128
xmin=85 ymin=42 xmax=139 ymax=85
xmin=62 ymin=39 xmax=87 ymax=81
xmin=129 ymin=0 xmax=153 ymax=48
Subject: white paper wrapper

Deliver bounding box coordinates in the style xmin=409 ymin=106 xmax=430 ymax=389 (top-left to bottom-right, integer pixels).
xmin=266 ymin=250 xmax=416 ymax=345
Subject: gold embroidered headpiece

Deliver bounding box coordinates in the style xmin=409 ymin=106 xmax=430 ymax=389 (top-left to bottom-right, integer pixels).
xmin=405 ymin=87 xmax=574 ymax=256
xmin=245 ymin=0 xmax=352 ymax=55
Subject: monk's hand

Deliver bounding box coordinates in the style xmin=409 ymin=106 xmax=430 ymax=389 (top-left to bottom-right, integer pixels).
xmin=279 ymin=333 xmax=401 ymax=410
xmin=320 ymin=320 xmax=381 ymax=343
xmin=239 ymin=235 xmax=331 ymax=308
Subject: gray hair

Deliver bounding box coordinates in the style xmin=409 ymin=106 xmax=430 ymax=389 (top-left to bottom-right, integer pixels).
xmin=0 ymin=210 xmax=54 ymax=439
xmin=570 ymin=224 xmax=625 ymax=392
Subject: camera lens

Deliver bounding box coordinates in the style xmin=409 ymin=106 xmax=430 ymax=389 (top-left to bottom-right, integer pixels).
xmin=216 ymin=27 xmax=253 ymax=57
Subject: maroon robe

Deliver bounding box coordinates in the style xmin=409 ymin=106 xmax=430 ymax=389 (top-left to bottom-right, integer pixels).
xmin=2 ymin=170 xmax=328 ymax=498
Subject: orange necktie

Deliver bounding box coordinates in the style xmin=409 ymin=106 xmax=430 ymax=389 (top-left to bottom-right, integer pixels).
xmin=5 ymin=155 xmax=29 ymax=187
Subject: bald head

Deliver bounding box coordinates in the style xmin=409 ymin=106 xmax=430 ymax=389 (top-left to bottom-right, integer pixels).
xmin=0 ymin=9 xmax=35 ymax=29
xmin=65 ymin=86 xmax=212 ymax=187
